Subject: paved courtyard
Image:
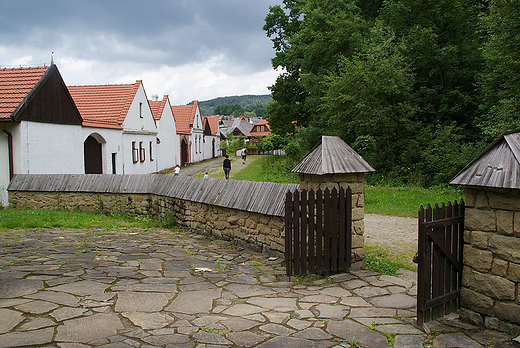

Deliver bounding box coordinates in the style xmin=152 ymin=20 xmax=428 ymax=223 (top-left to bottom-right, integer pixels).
xmin=0 ymin=227 xmax=517 ymax=347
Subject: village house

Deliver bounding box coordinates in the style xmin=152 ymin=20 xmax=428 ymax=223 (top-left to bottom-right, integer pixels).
xmin=149 ymin=95 xmax=180 ymax=170
xmin=202 ymin=115 xmax=221 ymax=159
xmin=171 ymin=101 xmax=204 ymax=165
xmin=0 ymin=65 xmax=84 ymax=205
xmin=68 ymin=81 xmax=158 ymax=175
xmin=246 ymin=118 xmax=271 ymax=148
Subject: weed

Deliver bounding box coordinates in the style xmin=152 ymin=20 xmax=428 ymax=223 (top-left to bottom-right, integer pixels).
xmin=341 ymin=336 xmax=361 ymax=347
xmin=383 ymin=333 xmax=396 ymax=347
xmin=293 ymin=274 xmax=323 ymax=285
xmin=214 ymin=260 xmax=223 ymax=272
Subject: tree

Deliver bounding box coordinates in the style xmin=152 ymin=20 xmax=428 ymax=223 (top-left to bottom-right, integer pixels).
xmin=320 ymin=23 xmax=416 ymax=173
xmin=264 ymin=0 xmax=369 ymax=134
xmin=380 ymin=0 xmax=484 ymax=135
xmin=480 ymin=0 xmax=520 ymax=137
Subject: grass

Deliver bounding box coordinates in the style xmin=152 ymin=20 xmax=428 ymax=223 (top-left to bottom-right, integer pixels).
xmin=364 ymin=244 xmax=416 ymax=275
xmin=0 ymin=208 xmax=165 ymax=231
xmin=364 ymin=184 xmax=464 ymax=218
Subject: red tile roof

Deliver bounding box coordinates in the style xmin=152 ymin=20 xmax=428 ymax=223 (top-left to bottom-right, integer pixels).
xmin=171 ymin=100 xmax=198 ymax=135
xmin=68 ymin=81 xmax=141 ymax=129
xmin=204 ymin=115 xmax=220 ymax=136
xmin=149 ymin=95 xmax=168 ymax=121
xmin=0 ymin=66 xmax=48 ymax=119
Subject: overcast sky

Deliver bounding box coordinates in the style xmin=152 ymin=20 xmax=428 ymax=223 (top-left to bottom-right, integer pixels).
xmin=0 ymin=0 xmax=281 ymax=105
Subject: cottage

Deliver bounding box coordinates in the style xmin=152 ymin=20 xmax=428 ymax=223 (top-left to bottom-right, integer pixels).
xmin=149 ymin=95 xmax=180 ymax=171
xmin=246 ymin=118 xmax=271 ymax=148
xmin=450 ymin=129 xmax=520 ymax=328
xmin=68 ymin=81 xmax=158 ymax=175
xmin=0 ymin=65 xmax=83 ymax=205
xmin=202 ymin=115 xmax=221 ymax=159
xmin=171 ymin=101 xmax=204 ymax=165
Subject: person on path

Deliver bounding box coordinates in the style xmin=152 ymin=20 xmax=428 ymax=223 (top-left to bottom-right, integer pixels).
xmin=223 ymin=155 xmax=231 ymax=180
xmin=174 ymin=164 xmax=181 ymax=176
xmin=203 ymin=171 xmax=209 ymax=178
xmin=241 ymin=148 xmax=247 ymax=164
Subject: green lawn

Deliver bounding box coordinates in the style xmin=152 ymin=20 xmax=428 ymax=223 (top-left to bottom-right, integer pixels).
xmin=364 ymin=185 xmax=464 ymax=218
xmin=0 ymin=208 xmax=166 ymax=231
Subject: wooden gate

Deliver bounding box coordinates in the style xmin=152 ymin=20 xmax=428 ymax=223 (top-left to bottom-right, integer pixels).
xmin=417 ymin=200 xmax=464 ymax=326
xmin=285 ymin=187 xmax=352 ymax=277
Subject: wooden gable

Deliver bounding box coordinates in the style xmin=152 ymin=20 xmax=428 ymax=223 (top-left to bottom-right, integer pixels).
xmin=12 ymin=65 xmax=82 ymax=125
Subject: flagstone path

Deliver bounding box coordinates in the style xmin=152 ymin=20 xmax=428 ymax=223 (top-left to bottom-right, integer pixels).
xmin=0 ymin=227 xmax=517 ymax=347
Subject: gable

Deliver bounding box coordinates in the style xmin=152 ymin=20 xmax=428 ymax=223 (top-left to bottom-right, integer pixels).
xmin=0 ymin=65 xmax=82 ymax=125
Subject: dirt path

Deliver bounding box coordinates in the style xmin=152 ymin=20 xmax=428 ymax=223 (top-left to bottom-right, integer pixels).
xmin=178 ymin=155 xmax=259 ymax=178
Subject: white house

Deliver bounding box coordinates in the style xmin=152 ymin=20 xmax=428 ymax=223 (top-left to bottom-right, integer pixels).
xmin=0 ymin=65 xmax=84 ymax=206
xmin=202 ymin=115 xmax=221 ymax=159
xmin=68 ymin=81 xmax=158 ymax=175
xmin=149 ymin=95 xmax=180 ymax=170
xmin=171 ymin=101 xmax=204 ymax=165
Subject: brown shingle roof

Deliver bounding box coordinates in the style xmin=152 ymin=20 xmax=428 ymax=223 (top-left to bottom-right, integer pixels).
xmin=204 ymin=115 xmax=219 ymax=136
xmin=68 ymin=81 xmax=141 ymax=129
xmin=0 ymin=66 xmax=48 ymax=119
xmin=172 ymin=100 xmax=198 ymax=135
xmin=450 ymin=129 xmax=520 ymax=189
xmin=292 ymin=136 xmax=375 ymax=175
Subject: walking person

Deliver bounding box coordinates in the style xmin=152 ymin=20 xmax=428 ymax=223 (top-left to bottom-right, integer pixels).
xmin=174 ymin=164 xmax=181 ymax=176
xmin=241 ymin=148 xmax=247 ymax=164
xmin=223 ymin=155 xmax=231 ymax=180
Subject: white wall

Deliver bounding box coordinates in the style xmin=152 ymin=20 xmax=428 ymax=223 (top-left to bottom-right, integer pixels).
xmin=81 ymin=127 xmax=123 ymax=174
xmin=0 ymin=130 xmax=9 ymax=206
xmin=121 ymin=83 xmax=158 ymax=174
xmin=155 ymin=100 xmax=180 ymax=171
xmin=11 ymin=121 xmax=84 ymax=175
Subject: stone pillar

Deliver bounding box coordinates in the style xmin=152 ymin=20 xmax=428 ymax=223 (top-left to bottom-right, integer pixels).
xmin=299 ymin=172 xmax=366 ymax=270
xmin=461 ymin=187 xmax=520 ymax=331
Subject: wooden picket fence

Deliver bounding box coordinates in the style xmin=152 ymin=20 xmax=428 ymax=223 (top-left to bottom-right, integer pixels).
xmin=417 ymin=200 xmax=465 ymax=326
xmin=285 ymin=187 xmax=352 ymax=277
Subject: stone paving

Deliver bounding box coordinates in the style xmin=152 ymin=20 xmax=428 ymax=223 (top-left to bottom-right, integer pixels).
xmin=0 ymin=227 xmax=518 ymax=348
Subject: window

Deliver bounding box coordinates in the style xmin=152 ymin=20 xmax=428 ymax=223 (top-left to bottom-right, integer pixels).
xmin=139 ymin=102 xmax=143 ymax=118
xmin=132 ymin=142 xmax=138 ymax=163
xmin=139 ymin=141 xmax=145 ymax=162
xmin=112 ymin=153 xmax=117 ymax=174
xmin=149 ymin=141 xmax=154 ymax=161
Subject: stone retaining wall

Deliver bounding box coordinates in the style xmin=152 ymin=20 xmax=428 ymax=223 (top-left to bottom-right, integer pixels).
xmin=8 ymin=191 xmax=286 ymax=258
xmin=460 ymin=187 xmax=520 ymax=331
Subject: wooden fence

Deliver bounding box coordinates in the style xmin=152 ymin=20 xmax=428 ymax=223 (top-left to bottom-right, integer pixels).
xmin=285 ymin=187 xmax=352 ymax=277
xmin=417 ymin=200 xmax=465 ymax=326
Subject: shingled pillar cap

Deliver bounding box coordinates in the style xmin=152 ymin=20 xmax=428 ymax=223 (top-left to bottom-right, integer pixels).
xmin=291 ymin=136 xmax=375 ymax=175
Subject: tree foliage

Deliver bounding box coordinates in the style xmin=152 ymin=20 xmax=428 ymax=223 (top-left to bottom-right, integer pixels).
xmin=264 ymin=0 xmax=498 ymax=186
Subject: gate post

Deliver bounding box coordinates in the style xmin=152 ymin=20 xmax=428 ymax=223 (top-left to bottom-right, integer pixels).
xmin=291 ymin=136 xmax=375 ymax=270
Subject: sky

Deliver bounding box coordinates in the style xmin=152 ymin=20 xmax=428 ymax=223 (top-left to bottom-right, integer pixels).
xmin=0 ymin=0 xmax=282 ymax=105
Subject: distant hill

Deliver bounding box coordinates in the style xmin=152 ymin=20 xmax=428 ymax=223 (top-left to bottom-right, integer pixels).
xmin=193 ymin=94 xmax=272 ymax=116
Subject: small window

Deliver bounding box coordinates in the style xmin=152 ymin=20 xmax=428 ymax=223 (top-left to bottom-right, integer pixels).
xmin=132 ymin=142 xmax=138 ymax=163
xmin=112 ymin=153 xmax=117 ymax=174
xmin=139 ymin=141 xmax=145 ymax=162
xmin=139 ymin=102 xmax=143 ymax=118
xmin=149 ymin=141 xmax=154 ymax=161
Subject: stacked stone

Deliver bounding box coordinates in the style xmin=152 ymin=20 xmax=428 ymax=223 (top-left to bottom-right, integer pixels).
xmin=298 ymin=172 xmax=366 ymax=270
xmin=461 ymin=187 xmax=520 ymax=332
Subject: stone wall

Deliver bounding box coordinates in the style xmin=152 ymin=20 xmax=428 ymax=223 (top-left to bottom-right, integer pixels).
xmin=299 ymin=172 xmax=366 ymax=270
xmin=460 ymin=187 xmax=520 ymax=331
xmin=8 ymin=191 xmax=286 ymax=258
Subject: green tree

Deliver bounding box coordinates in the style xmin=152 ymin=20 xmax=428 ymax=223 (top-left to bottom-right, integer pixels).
xmin=380 ymin=0 xmax=484 ymax=134
xmin=320 ymin=24 xmax=416 ymax=173
xmin=480 ymin=0 xmax=520 ymax=137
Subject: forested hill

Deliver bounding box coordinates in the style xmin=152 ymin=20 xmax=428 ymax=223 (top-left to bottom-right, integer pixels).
xmin=193 ymin=95 xmax=272 ymax=116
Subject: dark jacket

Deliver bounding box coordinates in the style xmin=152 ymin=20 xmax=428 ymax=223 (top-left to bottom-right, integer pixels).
xmin=223 ymin=158 xmax=231 ymax=169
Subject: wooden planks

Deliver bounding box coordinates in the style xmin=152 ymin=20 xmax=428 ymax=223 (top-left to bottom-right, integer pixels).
xmin=285 ymin=187 xmax=352 ymax=277
xmin=417 ymin=200 xmax=464 ymax=326
xmin=7 ymin=174 xmax=299 ymax=217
